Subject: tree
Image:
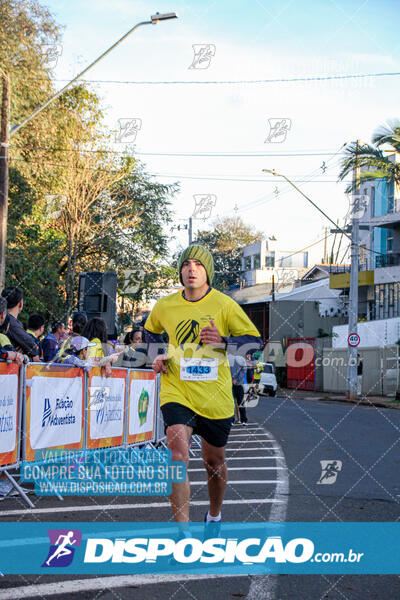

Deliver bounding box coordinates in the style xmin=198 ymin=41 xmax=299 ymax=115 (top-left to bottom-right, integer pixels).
xmin=28 ymin=86 xmax=178 ymax=318
xmin=338 ymin=119 xmax=400 ymax=193
xmin=3 ymin=1 xmax=179 ymax=324
xmin=195 ymin=216 xmax=263 ymax=290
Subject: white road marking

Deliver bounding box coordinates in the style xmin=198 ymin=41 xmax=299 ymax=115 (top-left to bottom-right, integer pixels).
xmin=188 ymin=467 xmax=283 ymax=472
xmin=190 ymin=480 xmax=282 ymax=485
xmin=227 ymin=440 xmax=276 ymax=444
xmin=0 ymin=574 xmax=246 ymax=599
xmin=229 ymin=434 xmax=273 ymax=437
xmin=0 ymin=424 xmax=288 ymax=600
xmin=0 ymin=497 xmax=284 ymax=517
xmin=190 ymin=455 xmax=283 ymax=461
xmin=246 ymin=433 xmax=289 ymax=600
xmin=191 ymin=446 xmax=280 ymax=451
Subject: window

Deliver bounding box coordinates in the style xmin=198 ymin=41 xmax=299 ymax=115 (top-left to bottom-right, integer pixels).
xmin=359 ymin=245 xmax=367 ymax=267
xmin=387 ymin=231 xmax=394 ymax=253
xmin=245 ymin=256 xmax=251 ymax=270
xmin=370 ymin=187 xmax=375 ymax=216
xmin=374 ymin=283 xmax=400 ymax=320
xmin=253 ymin=254 xmax=261 ymax=269
xmin=265 ymin=252 xmax=275 ymax=267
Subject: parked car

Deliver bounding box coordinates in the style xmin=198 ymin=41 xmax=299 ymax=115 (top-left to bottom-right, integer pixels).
xmin=243 ymin=362 xmax=277 ymax=397
xmin=259 ymin=362 xmax=277 ymax=397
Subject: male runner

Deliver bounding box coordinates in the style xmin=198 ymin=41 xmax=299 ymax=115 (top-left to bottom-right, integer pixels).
xmin=145 ymin=245 xmax=262 ymax=526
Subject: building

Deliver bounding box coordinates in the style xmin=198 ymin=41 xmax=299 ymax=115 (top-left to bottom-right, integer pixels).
xmin=228 ymin=271 xmax=347 ymax=390
xmin=240 ymin=239 xmax=309 ymax=289
xmin=330 ymin=154 xmax=400 ymax=347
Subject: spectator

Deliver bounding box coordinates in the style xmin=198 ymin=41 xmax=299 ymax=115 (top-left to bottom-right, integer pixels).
xmin=229 ymin=354 xmax=248 ymax=425
xmin=82 ymin=317 xmax=121 ymax=369
xmin=253 ymin=359 xmax=263 ymax=392
xmin=41 ymin=320 xmax=66 ymax=363
xmin=121 ymin=328 xmax=147 ymax=368
xmin=26 ymin=314 xmax=45 ymax=358
xmin=0 ymin=301 xmax=24 ymax=496
xmin=357 ymin=353 xmax=363 ymax=397
xmin=56 ymin=311 xmax=87 ymax=362
xmin=55 ymin=336 xmax=95 ymax=372
xmin=245 ymin=352 xmax=255 ymax=383
xmin=82 ymin=317 xmax=108 ymax=359
xmin=1 ymin=287 xmax=40 ymax=362
xmin=0 ymin=297 xmax=23 ymax=365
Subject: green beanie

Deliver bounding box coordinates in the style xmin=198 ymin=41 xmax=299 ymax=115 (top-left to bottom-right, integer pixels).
xmin=178 ymin=245 xmax=214 ymax=285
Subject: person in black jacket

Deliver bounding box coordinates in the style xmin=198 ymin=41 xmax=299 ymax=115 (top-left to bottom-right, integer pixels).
xmin=1 ymin=287 xmax=40 ymax=362
xmin=0 ymin=297 xmax=24 ymax=365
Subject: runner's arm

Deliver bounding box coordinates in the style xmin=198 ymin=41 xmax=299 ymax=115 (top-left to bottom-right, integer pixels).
xmin=221 ymin=334 xmax=263 ymax=352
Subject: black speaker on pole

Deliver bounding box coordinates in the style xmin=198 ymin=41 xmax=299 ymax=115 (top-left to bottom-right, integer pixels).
xmin=77 ymin=272 xmax=118 ymax=338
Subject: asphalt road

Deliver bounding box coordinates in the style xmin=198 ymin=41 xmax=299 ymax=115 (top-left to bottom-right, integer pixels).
xmin=0 ymin=394 xmax=399 ymax=599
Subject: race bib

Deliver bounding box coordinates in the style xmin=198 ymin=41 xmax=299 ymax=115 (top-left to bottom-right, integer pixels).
xmin=180 ymin=358 xmax=218 ymax=381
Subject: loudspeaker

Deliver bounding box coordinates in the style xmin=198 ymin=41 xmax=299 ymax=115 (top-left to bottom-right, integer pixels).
xmin=78 ymin=272 xmax=118 ymax=338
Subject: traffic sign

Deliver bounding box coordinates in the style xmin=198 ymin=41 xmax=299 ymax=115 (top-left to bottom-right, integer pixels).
xmin=348 ymin=333 xmax=360 ymax=347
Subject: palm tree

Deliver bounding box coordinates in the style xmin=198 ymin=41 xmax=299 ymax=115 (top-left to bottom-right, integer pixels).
xmin=338 ymin=119 xmax=400 ymax=193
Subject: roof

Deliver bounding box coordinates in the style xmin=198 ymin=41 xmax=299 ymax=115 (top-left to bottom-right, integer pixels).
xmin=244 ymin=277 xmax=342 ymax=305
xmin=301 ymin=264 xmax=351 ymax=281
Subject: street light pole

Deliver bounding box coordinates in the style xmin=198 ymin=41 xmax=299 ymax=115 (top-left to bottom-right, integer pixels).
xmin=262 ymin=166 xmax=362 ymax=399
xmin=0 ymin=12 xmax=178 ymax=291
xmin=10 ymin=13 xmax=178 ymax=138
xmin=0 ymin=71 xmax=10 ymax=290
xmin=347 ymin=140 xmax=361 ymax=400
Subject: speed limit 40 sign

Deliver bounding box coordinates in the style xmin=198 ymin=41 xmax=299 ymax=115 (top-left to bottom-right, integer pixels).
xmin=348 ymin=333 xmax=360 ymax=347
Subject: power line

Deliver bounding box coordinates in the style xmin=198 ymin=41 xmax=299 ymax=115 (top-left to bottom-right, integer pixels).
xmin=220 ymin=148 xmax=345 ymax=215
xmin=10 ymin=144 xmax=342 ymax=158
xmin=41 ymin=71 xmax=400 ymax=85
xmin=154 ymin=174 xmax=349 ymax=182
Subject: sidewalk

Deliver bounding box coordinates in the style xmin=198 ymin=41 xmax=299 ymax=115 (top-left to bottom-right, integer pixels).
xmin=279 ymin=388 xmax=400 ymax=410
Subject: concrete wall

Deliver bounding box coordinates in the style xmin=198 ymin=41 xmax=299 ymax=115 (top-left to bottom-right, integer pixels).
xmin=333 ymin=317 xmax=400 ymax=348
xmin=267 ymin=300 xmax=346 ymax=391
xmin=269 ymin=300 xmax=346 ymax=342
xmin=375 ymin=265 xmax=400 ymax=285
xmin=323 ymin=345 xmax=399 ymax=395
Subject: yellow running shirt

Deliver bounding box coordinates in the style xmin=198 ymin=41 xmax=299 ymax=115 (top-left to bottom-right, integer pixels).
xmin=145 ymin=288 xmax=260 ymax=419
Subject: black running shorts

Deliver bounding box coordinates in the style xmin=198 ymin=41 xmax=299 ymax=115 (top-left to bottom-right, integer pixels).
xmin=161 ymin=402 xmax=233 ymax=448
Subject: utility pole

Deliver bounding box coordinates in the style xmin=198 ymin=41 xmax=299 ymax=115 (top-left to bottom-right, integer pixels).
xmin=188 ymin=217 xmax=193 ymax=245
xmin=323 ymin=227 xmax=328 ymax=263
xmin=0 ymin=71 xmax=10 ymax=290
xmin=347 ymin=140 xmax=361 ymax=400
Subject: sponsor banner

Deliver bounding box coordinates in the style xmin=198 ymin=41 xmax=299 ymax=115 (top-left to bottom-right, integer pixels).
xmin=127 ymin=370 xmax=156 ymax=445
xmin=87 ymin=368 xmax=126 ymax=449
xmin=0 ymin=522 xmax=399 ymax=574
xmin=25 ymin=365 xmax=84 ymax=462
xmin=0 ymin=363 xmax=19 ymax=467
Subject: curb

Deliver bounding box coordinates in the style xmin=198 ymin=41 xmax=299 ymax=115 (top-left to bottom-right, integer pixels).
xmin=280 ymin=390 xmax=400 ymax=410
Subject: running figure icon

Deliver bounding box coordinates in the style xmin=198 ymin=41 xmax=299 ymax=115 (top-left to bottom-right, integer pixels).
xmin=45 ymin=531 xmax=77 ymax=566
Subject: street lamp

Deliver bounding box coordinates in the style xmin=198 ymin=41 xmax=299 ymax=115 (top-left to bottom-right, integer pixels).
xmin=151 ymin=12 xmax=178 ymax=22
xmin=0 ymin=11 xmax=178 ymax=288
xmin=262 ymin=167 xmax=358 ymax=399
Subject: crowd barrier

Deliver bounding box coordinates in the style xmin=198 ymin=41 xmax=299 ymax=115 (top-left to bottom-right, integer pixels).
xmin=0 ymin=362 xmax=164 ymax=505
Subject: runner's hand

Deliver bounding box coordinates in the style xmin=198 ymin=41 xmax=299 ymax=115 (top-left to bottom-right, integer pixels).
xmin=199 ymin=318 xmax=225 ymax=348
xmin=152 ymin=354 xmax=168 ymax=374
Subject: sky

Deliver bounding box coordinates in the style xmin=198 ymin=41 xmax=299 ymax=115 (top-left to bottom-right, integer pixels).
xmin=44 ymin=0 xmax=400 ymax=265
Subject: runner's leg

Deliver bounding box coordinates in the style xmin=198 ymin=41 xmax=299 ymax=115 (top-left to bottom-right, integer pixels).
xmin=201 ymin=439 xmax=228 ymax=517
xmin=166 ymin=423 xmax=193 ymax=522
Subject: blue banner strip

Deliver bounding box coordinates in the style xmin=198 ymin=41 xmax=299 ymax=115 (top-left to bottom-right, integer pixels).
xmin=0 ymin=522 xmax=398 ymax=574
